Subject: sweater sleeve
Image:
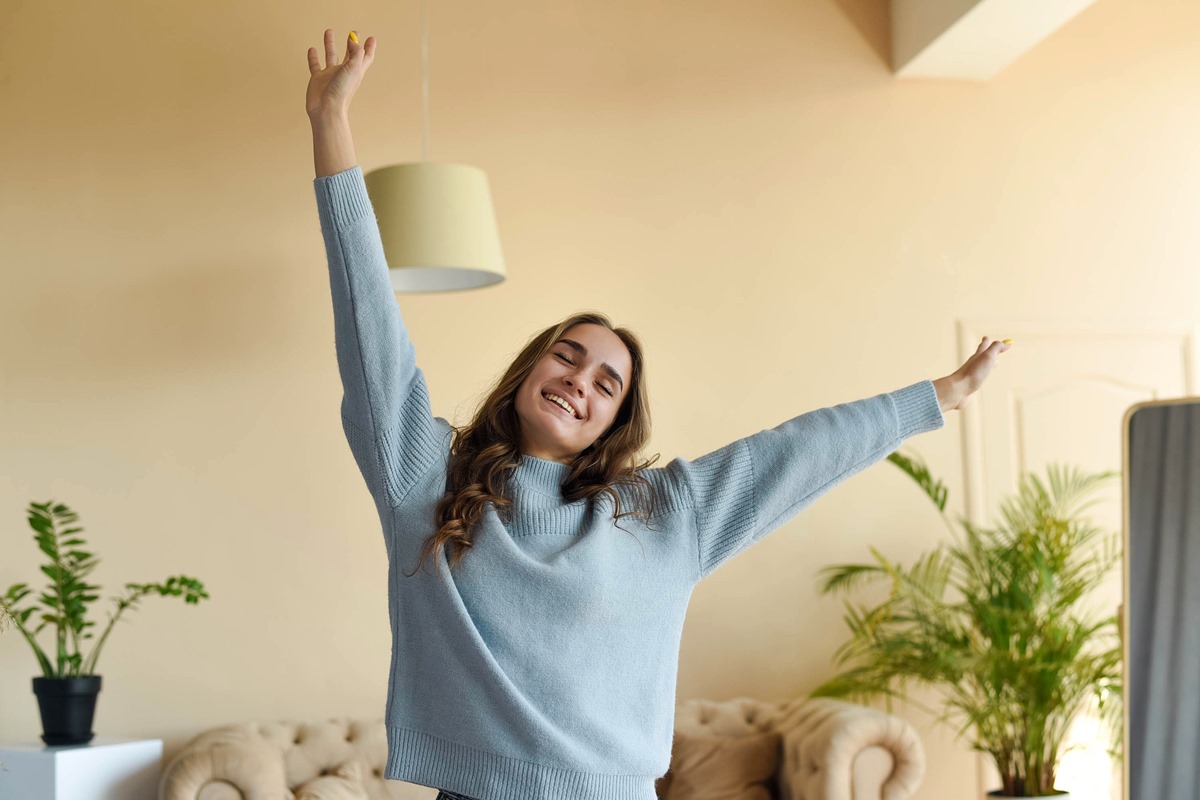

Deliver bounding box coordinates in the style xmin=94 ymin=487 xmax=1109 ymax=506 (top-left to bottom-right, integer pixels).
xmin=313 ymin=165 xmax=446 ymax=508
xmin=659 ymin=380 xmax=945 ymax=581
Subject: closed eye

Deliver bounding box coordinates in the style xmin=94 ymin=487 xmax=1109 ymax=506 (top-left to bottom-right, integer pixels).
xmin=555 ymin=352 xmax=614 ymax=396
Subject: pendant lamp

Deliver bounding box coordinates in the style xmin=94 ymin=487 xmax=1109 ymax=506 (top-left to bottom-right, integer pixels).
xmin=363 ymin=0 xmax=506 ymax=292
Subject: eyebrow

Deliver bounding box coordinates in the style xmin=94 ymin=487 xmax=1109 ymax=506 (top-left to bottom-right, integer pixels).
xmin=555 ymin=338 xmax=625 ymax=394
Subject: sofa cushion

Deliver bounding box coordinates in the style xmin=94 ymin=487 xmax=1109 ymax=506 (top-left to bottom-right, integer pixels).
xmin=663 ymin=730 xmax=781 ymax=800
xmin=293 ymin=761 xmax=368 ymax=800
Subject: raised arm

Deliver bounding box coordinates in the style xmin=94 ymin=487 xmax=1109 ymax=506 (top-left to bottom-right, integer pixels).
xmin=308 ymin=30 xmax=447 ymax=508
xmin=655 ymin=338 xmax=1012 ymax=582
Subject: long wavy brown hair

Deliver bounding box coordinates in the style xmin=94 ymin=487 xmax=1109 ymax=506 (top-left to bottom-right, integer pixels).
xmin=403 ymin=311 xmax=663 ymax=577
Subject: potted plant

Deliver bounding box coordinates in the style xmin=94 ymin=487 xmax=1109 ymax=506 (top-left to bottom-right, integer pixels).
xmin=813 ymin=454 xmax=1122 ymax=798
xmin=0 ymin=500 xmax=209 ymax=745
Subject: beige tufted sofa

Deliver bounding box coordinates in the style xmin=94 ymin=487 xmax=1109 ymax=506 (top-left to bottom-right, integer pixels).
xmin=666 ymin=697 xmax=924 ymax=800
xmin=159 ymin=697 xmax=924 ymax=800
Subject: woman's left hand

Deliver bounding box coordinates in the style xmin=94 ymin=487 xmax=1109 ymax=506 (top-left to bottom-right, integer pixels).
xmin=936 ymin=336 xmax=1013 ymax=412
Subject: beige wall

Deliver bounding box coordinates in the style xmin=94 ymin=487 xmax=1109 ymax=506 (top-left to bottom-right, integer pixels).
xmin=2 ymin=0 xmax=1197 ymax=797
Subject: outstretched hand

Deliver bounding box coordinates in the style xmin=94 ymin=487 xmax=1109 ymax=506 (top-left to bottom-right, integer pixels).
xmin=940 ymin=336 xmax=1012 ymax=412
xmin=306 ymin=29 xmax=377 ymax=119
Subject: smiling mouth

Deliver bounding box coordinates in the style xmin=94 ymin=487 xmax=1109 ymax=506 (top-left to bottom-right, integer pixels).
xmin=543 ymin=394 xmax=579 ymax=420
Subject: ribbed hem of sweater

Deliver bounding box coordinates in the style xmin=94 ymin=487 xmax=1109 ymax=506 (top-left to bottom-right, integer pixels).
xmin=385 ymin=726 xmax=657 ymax=800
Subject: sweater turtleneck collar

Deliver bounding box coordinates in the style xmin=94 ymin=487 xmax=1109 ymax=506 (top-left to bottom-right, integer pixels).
xmin=514 ymin=453 xmax=573 ymax=495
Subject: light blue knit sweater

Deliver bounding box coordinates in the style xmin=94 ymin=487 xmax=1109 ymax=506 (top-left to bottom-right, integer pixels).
xmin=313 ymin=165 xmax=945 ymax=800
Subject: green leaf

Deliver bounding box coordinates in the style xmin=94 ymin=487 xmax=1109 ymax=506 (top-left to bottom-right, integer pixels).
xmin=819 ymin=563 xmax=886 ymax=595
xmin=887 ymin=449 xmax=949 ymax=512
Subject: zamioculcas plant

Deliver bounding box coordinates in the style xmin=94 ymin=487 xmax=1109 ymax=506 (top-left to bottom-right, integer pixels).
xmin=0 ymin=500 xmax=209 ymax=677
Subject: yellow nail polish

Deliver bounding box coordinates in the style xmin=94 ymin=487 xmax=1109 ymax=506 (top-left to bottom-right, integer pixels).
xmin=1002 ymin=339 xmax=1013 ymax=345
xmin=349 ymin=31 xmax=359 ymax=43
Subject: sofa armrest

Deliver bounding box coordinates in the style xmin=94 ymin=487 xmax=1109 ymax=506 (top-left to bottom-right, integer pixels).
xmin=775 ymin=698 xmax=924 ymax=800
xmin=160 ymin=723 xmax=293 ymax=800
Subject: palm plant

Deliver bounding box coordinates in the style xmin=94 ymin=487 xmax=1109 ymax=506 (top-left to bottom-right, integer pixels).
xmin=814 ymin=454 xmax=1122 ymax=797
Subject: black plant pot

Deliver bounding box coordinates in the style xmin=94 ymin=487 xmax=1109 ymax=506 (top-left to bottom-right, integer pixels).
xmin=32 ymin=675 xmax=102 ymax=746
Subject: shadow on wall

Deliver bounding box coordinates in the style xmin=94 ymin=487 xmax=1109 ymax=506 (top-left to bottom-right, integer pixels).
xmin=830 ymin=0 xmax=892 ymax=68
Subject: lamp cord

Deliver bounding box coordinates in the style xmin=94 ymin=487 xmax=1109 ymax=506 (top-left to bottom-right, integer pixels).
xmin=421 ymin=0 xmax=429 ymax=162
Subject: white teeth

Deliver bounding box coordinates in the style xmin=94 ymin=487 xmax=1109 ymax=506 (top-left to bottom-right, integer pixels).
xmin=544 ymin=393 xmax=579 ymax=418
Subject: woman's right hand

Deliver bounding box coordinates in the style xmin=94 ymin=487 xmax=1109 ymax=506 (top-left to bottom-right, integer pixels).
xmin=306 ymin=28 xmax=376 ymax=120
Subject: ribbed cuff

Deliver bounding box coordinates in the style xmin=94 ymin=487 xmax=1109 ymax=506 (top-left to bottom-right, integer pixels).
xmin=313 ymin=165 xmax=375 ymax=230
xmin=890 ymin=379 xmax=945 ymax=438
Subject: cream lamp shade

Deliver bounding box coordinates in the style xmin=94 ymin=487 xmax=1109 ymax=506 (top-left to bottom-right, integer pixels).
xmin=363 ymin=162 xmax=506 ymax=292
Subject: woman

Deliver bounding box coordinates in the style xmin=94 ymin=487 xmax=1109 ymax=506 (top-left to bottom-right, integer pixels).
xmin=306 ymin=28 xmax=1010 ymax=800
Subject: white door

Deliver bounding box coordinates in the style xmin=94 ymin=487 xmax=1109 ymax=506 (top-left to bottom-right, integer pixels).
xmin=956 ymin=316 xmax=1196 ymax=800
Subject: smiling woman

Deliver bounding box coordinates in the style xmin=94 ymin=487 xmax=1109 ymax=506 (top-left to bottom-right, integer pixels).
xmin=413 ymin=310 xmax=658 ymax=575
xmin=306 ymin=25 xmax=1010 ymax=800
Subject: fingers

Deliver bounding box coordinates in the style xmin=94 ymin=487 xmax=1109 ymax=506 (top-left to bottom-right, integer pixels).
xmin=310 ymin=29 xmax=373 ymax=73
xmin=346 ymin=33 xmax=375 ymax=66
xmin=976 ymin=336 xmax=1013 ymax=355
xmin=324 ymin=28 xmax=336 ymax=70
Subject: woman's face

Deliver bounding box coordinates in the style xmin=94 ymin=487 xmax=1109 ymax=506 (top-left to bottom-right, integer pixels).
xmin=515 ymin=323 xmax=633 ymax=465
